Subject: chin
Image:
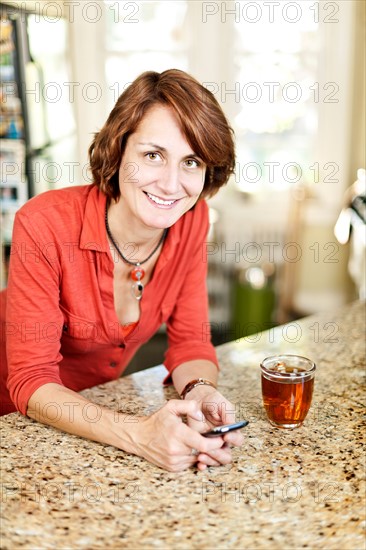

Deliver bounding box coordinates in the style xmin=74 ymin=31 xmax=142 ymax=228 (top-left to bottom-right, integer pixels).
xmin=141 ymin=202 xmax=195 ymax=229
xmin=144 ymin=217 xmax=177 ymax=230
xmin=141 ymin=212 xmax=180 ymax=230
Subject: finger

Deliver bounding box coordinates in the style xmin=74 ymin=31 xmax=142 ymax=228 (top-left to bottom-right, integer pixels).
xmin=181 ymin=430 xmax=225 ymax=463
xmin=202 ymin=398 xmax=235 ymax=422
xmin=223 ymin=431 xmax=245 ymax=447
xmin=166 ymin=399 xmax=204 ymax=422
xmin=198 ymin=446 xmax=232 ymax=466
xmin=220 ymin=407 xmax=236 ymax=425
xmin=169 ymin=458 xmax=199 ymax=472
xmin=180 ymin=424 xmax=225 ymax=456
xmin=162 ymin=448 xmax=204 ymax=472
xmin=186 ymin=416 xmax=208 ymax=433
xmin=211 ymin=446 xmax=232 ymax=464
xmin=197 ymin=455 xmax=221 ymax=467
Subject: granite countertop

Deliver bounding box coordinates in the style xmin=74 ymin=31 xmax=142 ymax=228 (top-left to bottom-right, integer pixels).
xmin=1 ymin=300 xmax=365 ymax=549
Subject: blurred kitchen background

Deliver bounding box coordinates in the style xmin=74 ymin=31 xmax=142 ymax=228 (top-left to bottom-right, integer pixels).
xmin=1 ymin=0 xmax=365 ymax=373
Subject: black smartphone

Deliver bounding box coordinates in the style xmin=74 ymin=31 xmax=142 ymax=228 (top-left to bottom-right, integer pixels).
xmin=202 ymin=420 xmax=249 ymax=437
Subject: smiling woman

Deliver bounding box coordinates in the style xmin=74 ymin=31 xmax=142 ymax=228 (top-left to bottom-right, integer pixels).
xmin=89 ymin=69 xmax=235 ymax=201
xmin=2 ymin=69 xmax=241 ymax=473
xmin=111 ymin=105 xmax=207 ymax=233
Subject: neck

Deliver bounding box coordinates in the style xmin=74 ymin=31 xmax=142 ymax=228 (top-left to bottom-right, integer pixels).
xmin=106 ymin=199 xmax=166 ymax=258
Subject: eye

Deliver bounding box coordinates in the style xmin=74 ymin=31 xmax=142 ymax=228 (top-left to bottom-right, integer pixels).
xmin=145 ymin=152 xmax=162 ymax=161
xmin=184 ymin=158 xmax=201 ymax=168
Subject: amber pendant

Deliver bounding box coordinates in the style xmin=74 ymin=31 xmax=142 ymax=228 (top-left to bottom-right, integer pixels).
xmin=131 ymin=265 xmax=145 ymax=281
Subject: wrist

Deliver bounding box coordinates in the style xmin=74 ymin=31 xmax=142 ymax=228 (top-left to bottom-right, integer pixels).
xmin=180 ymin=378 xmax=217 ymax=400
xmin=104 ymin=409 xmax=144 ymax=453
xmin=183 ymin=383 xmax=217 ymax=401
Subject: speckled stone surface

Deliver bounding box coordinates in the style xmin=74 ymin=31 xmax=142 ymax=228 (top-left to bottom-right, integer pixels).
xmin=1 ymin=300 xmax=365 ymax=549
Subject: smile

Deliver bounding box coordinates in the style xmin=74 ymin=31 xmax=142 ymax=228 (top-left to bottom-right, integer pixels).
xmin=144 ymin=191 xmax=179 ymax=207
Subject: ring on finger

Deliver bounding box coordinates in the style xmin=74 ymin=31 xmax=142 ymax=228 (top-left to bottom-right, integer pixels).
xmin=191 ymin=448 xmax=199 ymax=456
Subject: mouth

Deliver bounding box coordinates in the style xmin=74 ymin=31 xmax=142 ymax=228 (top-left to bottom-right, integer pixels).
xmin=143 ymin=191 xmax=182 ymax=208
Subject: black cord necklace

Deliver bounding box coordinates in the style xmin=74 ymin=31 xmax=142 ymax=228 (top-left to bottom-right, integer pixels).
xmin=105 ymin=203 xmax=168 ymax=300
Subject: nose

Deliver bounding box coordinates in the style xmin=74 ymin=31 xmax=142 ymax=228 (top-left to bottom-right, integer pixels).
xmin=157 ymin=164 xmax=182 ymax=197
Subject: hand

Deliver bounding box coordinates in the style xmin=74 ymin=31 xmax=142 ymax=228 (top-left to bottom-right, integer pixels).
xmin=185 ymin=386 xmax=244 ymax=470
xmin=129 ymin=399 xmax=226 ymax=472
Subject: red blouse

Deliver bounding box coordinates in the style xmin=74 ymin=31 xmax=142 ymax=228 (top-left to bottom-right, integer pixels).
xmin=1 ymin=184 xmax=218 ymax=415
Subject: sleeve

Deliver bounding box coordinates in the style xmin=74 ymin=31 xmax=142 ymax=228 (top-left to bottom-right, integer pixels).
xmin=163 ymin=201 xmax=219 ymax=382
xmin=6 ymin=211 xmax=64 ymax=415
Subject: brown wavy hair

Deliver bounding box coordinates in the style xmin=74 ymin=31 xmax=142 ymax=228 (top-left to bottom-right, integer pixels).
xmin=89 ymin=69 xmax=235 ymax=200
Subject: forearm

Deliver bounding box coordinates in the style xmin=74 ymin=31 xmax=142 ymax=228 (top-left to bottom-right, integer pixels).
xmin=26 ymin=383 xmax=138 ymax=453
xmin=171 ymin=360 xmax=219 ymax=397
xmin=26 ymin=382 xmax=227 ymax=472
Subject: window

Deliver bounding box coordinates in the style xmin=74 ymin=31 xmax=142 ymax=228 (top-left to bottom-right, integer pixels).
xmin=102 ymin=0 xmax=347 ymax=199
xmin=104 ymin=1 xmax=189 ymax=113
xmin=233 ymin=7 xmax=319 ymax=192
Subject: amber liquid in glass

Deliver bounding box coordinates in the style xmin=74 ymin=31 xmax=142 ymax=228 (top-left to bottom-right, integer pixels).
xmin=261 ymin=366 xmax=314 ymax=426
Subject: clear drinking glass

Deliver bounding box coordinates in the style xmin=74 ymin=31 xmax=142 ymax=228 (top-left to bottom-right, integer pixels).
xmin=260 ymin=354 xmax=316 ymax=429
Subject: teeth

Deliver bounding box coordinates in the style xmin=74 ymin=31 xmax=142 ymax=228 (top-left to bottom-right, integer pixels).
xmin=146 ymin=192 xmax=176 ymax=206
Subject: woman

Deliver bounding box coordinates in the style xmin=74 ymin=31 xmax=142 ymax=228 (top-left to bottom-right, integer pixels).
xmin=1 ymin=69 xmax=243 ymax=471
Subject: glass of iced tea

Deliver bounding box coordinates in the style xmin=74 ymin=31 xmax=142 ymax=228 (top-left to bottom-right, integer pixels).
xmin=260 ymin=354 xmax=316 ymax=429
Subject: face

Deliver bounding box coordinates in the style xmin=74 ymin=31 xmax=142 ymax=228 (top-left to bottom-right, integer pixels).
xmin=117 ymin=104 xmax=206 ymax=230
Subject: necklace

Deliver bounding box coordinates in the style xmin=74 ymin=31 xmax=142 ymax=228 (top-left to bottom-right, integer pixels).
xmin=105 ymin=204 xmax=168 ymax=301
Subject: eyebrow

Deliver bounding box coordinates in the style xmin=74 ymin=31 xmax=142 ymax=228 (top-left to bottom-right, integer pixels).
xmin=137 ymin=142 xmax=167 ymax=152
xmin=137 ymin=142 xmax=200 ymax=159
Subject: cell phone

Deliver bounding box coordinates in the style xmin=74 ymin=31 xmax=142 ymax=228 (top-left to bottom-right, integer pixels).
xmin=202 ymin=420 xmax=249 ymax=437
